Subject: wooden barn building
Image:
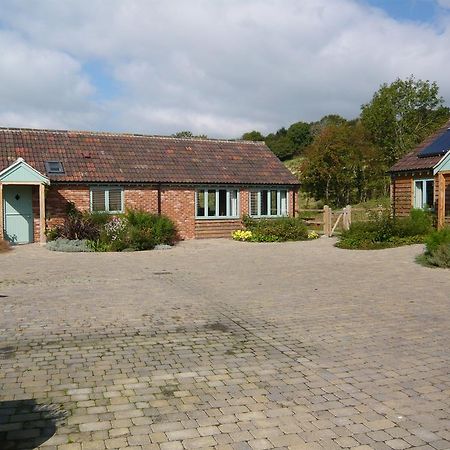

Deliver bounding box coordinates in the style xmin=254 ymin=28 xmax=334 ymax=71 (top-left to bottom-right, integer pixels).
xmin=390 ymin=120 xmax=450 ymax=228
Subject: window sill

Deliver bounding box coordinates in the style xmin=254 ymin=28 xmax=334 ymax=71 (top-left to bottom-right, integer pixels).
xmin=249 ymin=215 xmax=288 ymax=218
xmin=195 ymin=216 xmax=240 ymax=220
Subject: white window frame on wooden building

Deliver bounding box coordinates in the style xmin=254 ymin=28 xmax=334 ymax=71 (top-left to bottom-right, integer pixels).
xmin=413 ymin=178 xmax=434 ymax=210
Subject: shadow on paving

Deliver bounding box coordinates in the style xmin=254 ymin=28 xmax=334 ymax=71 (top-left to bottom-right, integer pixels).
xmin=0 ymin=399 xmax=68 ymax=450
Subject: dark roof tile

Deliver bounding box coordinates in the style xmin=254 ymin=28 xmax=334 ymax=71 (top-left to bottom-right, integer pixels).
xmin=0 ymin=128 xmax=298 ymax=186
xmin=389 ymin=120 xmax=450 ymax=173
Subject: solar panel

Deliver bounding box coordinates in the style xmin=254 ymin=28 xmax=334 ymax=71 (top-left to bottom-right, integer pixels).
xmin=418 ymin=128 xmax=450 ymax=158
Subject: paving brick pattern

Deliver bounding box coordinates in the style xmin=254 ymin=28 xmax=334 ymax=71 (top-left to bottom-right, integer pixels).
xmin=0 ymin=238 xmax=449 ymax=449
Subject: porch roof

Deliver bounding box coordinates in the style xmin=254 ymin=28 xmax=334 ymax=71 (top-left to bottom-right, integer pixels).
xmin=0 ymin=157 xmax=50 ymax=184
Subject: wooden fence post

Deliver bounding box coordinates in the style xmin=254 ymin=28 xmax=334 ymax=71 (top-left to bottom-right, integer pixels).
xmin=343 ymin=205 xmax=352 ymax=231
xmin=323 ymin=205 xmax=331 ymax=237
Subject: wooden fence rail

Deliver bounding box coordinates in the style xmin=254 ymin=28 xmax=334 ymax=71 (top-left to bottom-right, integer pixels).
xmin=297 ymin=205 xmax=386 ymax=237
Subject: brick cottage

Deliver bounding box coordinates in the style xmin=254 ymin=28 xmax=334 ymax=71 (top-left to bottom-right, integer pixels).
xmin=0 ymin=128 xmax=299 ymax=244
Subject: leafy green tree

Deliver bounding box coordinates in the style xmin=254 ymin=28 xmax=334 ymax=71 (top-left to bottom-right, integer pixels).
xmin=361 ymin=76 xmax=450 ymax=166
xmin=286 ymin=121 xmax=313 ymax=151
xmin=172 ymin=130 xmax=208 ymax=139
xmin=265 ymin=127 xmax=296 ymax=160
xmin=241 ymin=130 xmax=265 ymax=141
xmin=310 ymin=114 xmax=348 ymax=137
xmin=301 ymin=122 xmax=385 ymax=206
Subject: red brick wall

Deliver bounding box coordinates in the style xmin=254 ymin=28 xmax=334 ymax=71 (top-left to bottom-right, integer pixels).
xmin=125 ymin=188 xmax=158 ymax=212
xmin=160 ymin=188 xmax=195 ymax=240
xmin=31 ymin=186 xmax=40 ymax=243
xmin=46 ymin=185 xmax=90 ymax=229
xmin=42 ymin=185 xmax=297 ymax=241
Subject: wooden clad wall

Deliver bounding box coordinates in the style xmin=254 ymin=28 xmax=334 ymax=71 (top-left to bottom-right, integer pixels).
xmin=195 ymin=219 xmax=242 ymax=239
xmin=392 ymin=176 xmax=413 ymax=217
xmin=444 ymin=176 xmax=450 ymax=224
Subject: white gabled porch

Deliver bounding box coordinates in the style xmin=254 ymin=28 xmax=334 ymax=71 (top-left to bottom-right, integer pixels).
xmin=0 ymin=158 xmax=50 ymax=244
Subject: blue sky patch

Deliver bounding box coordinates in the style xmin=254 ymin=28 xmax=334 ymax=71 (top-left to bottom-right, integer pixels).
xmin=83 ymin=61 xmax=121 ymax=101
xmin=363 ymin=0 xmax=441 ymax=23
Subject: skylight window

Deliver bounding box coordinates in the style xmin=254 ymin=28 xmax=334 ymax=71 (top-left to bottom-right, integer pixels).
xmin=45 ymin=161 xmax=65 ymax=174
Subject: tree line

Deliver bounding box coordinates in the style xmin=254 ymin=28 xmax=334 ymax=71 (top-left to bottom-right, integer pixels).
xmin=242 ymin=76 xmax=450 ymax=207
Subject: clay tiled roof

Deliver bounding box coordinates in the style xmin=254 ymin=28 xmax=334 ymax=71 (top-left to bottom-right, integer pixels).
xmin=0 ymin=128 xmax=299 ymax=186
xmin=389 ymin=120 xmax=450 ymax=173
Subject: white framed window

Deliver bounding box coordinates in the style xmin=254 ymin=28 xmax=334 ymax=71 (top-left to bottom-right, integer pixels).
xmin=249 ymin=189 xmax=288 ymax=217
xmin=90 ymin=187 xmax=124 ymax=213
xmin=195 ymin=188 xmax=239 ymax=218
xmin=414 ymin=179 xmax=434 ymax=210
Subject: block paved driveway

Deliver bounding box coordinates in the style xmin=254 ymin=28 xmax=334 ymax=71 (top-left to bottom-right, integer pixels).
xmin=0 ymin=238 xmax=449 ymax=450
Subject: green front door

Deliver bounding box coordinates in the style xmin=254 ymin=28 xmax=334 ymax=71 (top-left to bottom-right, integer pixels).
xmin=4 ymin=186 xmax=33 ymax=244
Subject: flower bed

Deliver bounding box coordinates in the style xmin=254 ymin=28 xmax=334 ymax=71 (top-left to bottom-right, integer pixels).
xmin=46 ymin=204 xmax=177 ymax=252
xmin=232 ymin=216 xmax=315 ymax=242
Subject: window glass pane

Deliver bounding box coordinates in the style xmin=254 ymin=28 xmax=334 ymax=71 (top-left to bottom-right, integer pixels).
xmin=230 ymin=190 xmax=238 ymax=217
xmin=197 ymin=190 xmax=205 ymax=216
xmin=91 ymin=190 xmax=106 ymax=212
xmin=109 ymin=189 xmax=122 ymax=212
xmin=280 ymin=191 xmax=287 ymax=215
xmin=250 ymin=192 xmax=258 ymax=216
xmin=260 ymin=190 xmax=268 ymax=215
xmin=208 ymin=190 xmax=216 ymax=216
xmin=426 ymin=181 xmax=434 ymax=208
xmin=415 ymin=181 xmax=423 ymax=208
xmin=270 ymin=190 xmax=277 ymax=215
xmin=218 ymin=190 xmax=227 ymax=216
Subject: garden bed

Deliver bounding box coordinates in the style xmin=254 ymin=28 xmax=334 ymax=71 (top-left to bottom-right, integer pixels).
xmin=232 ymin=216 xmax=319 ymax=242
xmin=46 ymin=204 xmax=177 ymax=252
xmin=336 ymin=209 xmax=433 ymax=250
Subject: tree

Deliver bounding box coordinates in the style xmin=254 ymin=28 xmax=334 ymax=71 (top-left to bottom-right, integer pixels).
xmin=361 ymin=76 xmax=450 ymax=166
xmin=241 ymin=130 xmax=265 ymax=141
xmin=310 ymin=114 xmax=348 ymax=137
xmin=301 ymin=122 xmax=385 ymax=206
xmin=265 ymin=127 xmax=296 ymax=160
xmin=172 ymin=130 xmax=208 ymax=139
xmin=286 ymin=121 xmax=313 ymax=152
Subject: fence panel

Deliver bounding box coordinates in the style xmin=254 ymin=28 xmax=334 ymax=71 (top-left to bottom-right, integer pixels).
xmin=296 ymin=205 xmax=387 ymax=237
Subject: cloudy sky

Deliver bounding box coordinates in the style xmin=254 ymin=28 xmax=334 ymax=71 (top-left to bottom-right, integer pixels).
xmin=0 ymin=0 xmax=450 ymax=138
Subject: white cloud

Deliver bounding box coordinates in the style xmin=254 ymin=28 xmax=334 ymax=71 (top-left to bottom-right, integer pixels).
xmin=0 ymin=0 xmax=449 ymax=137
xmin=437 ymin=0 xmax=450 ymax=8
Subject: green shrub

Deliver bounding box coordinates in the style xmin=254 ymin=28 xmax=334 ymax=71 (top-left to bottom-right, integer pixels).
xmin=90 ymin=210 xmax=177 ymax=251
xmin=127 ymin=227 xmax=156 ymax=251
xmin=417 ymin=244 xmax=450 ymax=268
xmin=86 ymin=239 xmax=111 ymax=252
xmin=48 ymin=203 xmax=110 ymax=241
xmin=242 ymin=216 xmax=308 ymax=242
xmin=46 ymin=238 xmax=93 ymax=252
xmin=151 ymin=215 xmax=177 ymax=245
xmin=47 ymin=206 xmax=177 ymax=252
xmin=416 ymin=227 xmax=450 ymax=268
xmin=125 ymin=210 xmax=177 ymax=245
xmin=424 ymin=227 xmax=450 ymax=253
xmin=337 ymin=209 xmax=432 ymax=250
xmin=395 ymin=209 xmax=433 ymax=237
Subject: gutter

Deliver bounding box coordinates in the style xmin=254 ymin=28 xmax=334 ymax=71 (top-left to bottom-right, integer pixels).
xmin=157 ymin=183 xmax=162 ymax=215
